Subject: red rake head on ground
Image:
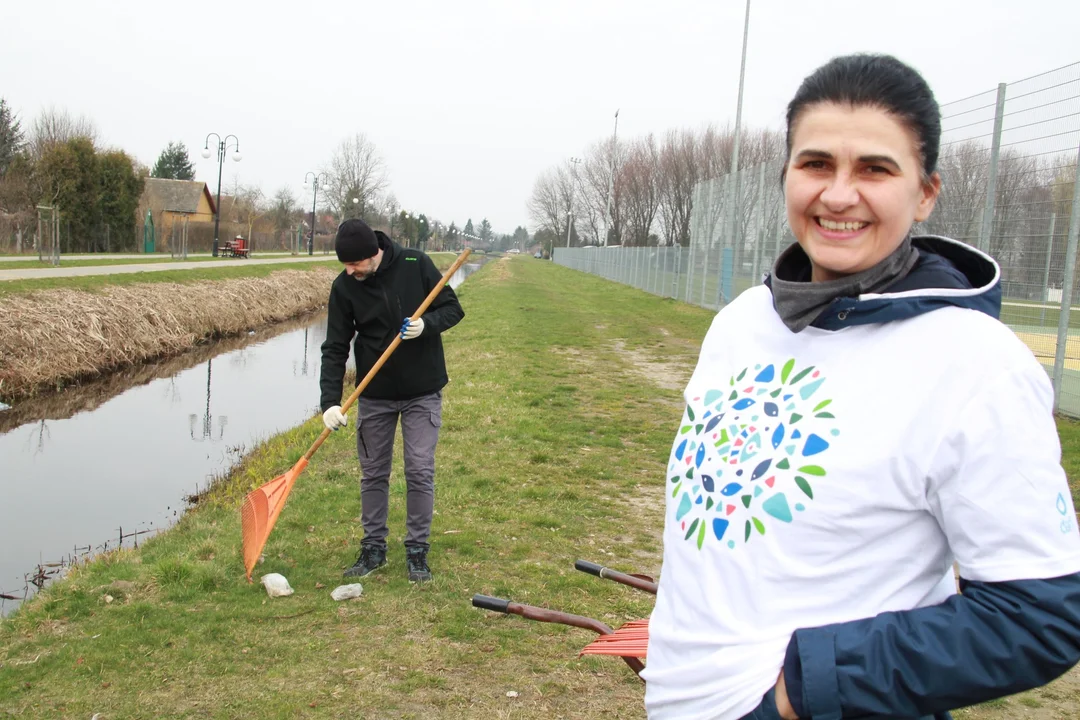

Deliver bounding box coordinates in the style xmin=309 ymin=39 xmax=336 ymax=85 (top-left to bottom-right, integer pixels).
xmin=578 ymin=618 xmax=650 ymax=660
xmin=240 ymin=249 xmax=472 ymax=581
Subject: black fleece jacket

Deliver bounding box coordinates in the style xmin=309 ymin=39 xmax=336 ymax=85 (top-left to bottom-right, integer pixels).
xmin=319 ymin=233 xmax=464 ymax=409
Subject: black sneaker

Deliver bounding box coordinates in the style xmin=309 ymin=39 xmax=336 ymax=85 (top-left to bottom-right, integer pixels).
xmin=343 ymin=545 xmax=386 ymax=578
xmin=406 ymin=547 xmax=432 ymax=583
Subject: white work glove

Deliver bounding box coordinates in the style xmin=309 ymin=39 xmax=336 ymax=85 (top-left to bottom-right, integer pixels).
xmin=322 ymin=405 xmax=348 ymax=431
xmin=400 ymin=316 xmax=425 ymax=340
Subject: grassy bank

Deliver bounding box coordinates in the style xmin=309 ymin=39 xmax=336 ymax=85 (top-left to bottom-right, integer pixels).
xmin=0 ymin=268 xmax=339 ymax=400
xmin=2 ymin=257 xmax=1077 ymax=719
xmin=0 ymin=253 xmax=460 ymax=400
xmin=0 ymin=260 xmax=343 ymax=296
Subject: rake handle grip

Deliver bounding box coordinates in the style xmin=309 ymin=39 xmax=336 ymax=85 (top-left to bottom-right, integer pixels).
xmin=472 ymin=594 xmax=511 ymax=613
xmin=575 ymin=560 xmax=604 ymax=577
xmin=575 ymin=559 xmax=659 ymax=595
xmin=304 ymin=248 xmax=472 ymax=461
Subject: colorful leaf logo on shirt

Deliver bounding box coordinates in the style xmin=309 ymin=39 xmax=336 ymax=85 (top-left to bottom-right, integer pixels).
xmin=667 ymin=358 xmax=838 ymax=550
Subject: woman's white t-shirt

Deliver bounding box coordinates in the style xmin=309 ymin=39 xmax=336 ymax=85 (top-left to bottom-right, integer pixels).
xmin=642 ymin=286 xmax=1080 ymax=719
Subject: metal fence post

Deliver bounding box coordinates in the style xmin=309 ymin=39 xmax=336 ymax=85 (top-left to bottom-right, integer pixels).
xmin=1052 ymin=144 xmax=1080 ymax=411
xmin=978 ymin=83 xmax=1007 ymax=253
xmin=774 ymin=218 xmax=783 ymax=261
xmin=709 ymin=176 xmax=724 ymax=308
xmin=658 ymin=246 xmax=664 ymax=295
xmin=685 ymin=182 xmax=703 ymax=303
xmin=716 ymin=170 xmax=738 ymax=309
xmin=674 ymin=244 xmax=681 ymax=299
xmin=647 ymin=247 xmax=652 ymax=292
xmin=653 ymin=246 xmax=661 ymax=295
xmin=750 ymin=163 xmax=767 ymax=285
xmin=1041 ymin=213 xmax=1057 ymax=326
xmin=685 ymin=237 xmax=696 ymax=304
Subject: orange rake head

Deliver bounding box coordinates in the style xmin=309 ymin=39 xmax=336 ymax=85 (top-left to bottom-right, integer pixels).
xmin=578 ymin=618 xmax=650 ymax=660
xmin=241 ymin=457 xmax=308 ymax=581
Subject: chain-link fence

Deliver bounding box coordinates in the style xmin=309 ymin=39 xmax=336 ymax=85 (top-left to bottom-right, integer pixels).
xmin=555 ymin=62 xmax=1080 ymax=417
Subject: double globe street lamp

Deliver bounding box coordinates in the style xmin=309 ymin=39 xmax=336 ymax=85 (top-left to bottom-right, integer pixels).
xmin=201 ymin=133 xmax=241 ymax=257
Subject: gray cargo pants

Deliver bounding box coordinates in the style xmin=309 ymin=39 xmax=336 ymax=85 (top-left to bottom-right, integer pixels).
xmin=355 ymin=390 xmax=442 ymax=550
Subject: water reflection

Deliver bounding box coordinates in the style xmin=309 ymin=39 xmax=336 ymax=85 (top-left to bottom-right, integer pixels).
xmin=189 ymin=359 xmax=228 ymax=442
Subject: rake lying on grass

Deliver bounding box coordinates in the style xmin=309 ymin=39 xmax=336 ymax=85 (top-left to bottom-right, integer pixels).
xmin=472 ymin=559 xmax=657 ymax=678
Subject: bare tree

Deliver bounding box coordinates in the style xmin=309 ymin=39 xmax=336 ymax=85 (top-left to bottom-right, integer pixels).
xmin=658 ymin=129 xmax=697 ymax=247
xmin=532 ymin=122 xmax=787 ymax=253
xmin=622 ymin=134 xmax=662 ymax=246
xmin=527 ymin=168 xmax=569 ymax=240
xmin=382 ymin=192 xmax=399 ymax=219
xmin=924 ymin=140 xmax=990 ymax=242
xmin=578 ymin=138 xmax=628 ymax=245
xmin=224 ymin=178 xmax=265 ymax=240
xmin=324 ymin=133 xmax=389 ymax=221
xmin=270 ymin=186 xmax=300 ymax=244
xmin=29 ymin=106 xmax=98 ymax=157
xmin=698 ymin=124 xmax=734 ymax=178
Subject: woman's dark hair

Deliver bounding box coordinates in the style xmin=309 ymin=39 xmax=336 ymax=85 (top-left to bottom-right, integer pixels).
xmin=785 ymin=54 xmax=941 ymax=179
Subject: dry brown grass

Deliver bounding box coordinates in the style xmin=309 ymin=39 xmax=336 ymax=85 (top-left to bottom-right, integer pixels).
xmin=0 ymin=268 xmax=336 ymax=400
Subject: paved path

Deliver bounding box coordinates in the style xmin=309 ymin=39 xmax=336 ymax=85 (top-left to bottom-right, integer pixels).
xmin=0 ymin=252 xmax=300 ymax=262
xmin=0 ymin=255 xmax=336 ymax=281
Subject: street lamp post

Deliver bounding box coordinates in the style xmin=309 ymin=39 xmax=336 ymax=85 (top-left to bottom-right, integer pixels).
xmin=304 ymin=171 xmax=328 ymax=256
xmin=717 ymin=0 xmax=752 ymax=308
xmin=567 ymin=156 xmax=582 ymax=248
xmin=603 ymin=111 xmax=619 ymax=247
xmin=201 ymin=133 xmax=242 ymax=257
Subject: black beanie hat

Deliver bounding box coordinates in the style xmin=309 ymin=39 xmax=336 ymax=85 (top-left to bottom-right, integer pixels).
xmin=335 ymin=219 xmax=380 ymax=263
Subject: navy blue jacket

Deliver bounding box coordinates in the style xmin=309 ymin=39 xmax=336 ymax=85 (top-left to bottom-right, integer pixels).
xmin=746 ymin=236 xmax=1080 ymax=719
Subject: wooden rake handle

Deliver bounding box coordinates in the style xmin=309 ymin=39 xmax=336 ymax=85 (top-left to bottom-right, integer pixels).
xmin=303 ymin=248 xmax=473 ymax=461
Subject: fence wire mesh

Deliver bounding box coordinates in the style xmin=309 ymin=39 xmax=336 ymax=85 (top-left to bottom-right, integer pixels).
xmin=555 ymin=62 xmax=1080 ymax=417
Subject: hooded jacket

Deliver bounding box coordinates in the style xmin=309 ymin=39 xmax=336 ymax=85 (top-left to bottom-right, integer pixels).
xmin=764 ymin=235 xmax=1000 ymax=332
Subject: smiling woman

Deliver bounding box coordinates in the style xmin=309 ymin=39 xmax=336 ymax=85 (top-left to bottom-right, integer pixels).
xmin=785 ymin=104 xmax=942 ymax=281
xmin=781 ymin=54 xmax=943 ymax=283
xmin=642 ymin=54 xmax=1080 ymax=720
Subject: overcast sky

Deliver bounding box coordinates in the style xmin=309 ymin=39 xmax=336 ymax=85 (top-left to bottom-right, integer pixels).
xmin=3 ymin=0 xmax=1078 ymax=234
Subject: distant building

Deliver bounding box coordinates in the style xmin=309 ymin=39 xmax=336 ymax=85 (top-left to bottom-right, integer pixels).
xmin=138 ymin=178 xmax=217 ymax=237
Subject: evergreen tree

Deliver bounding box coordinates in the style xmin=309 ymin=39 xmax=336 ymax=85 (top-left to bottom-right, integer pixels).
xmin=151 ymin=141 xmax=195 ymax=180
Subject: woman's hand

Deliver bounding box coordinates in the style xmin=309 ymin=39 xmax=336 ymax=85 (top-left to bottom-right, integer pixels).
xmin=775 ymin=670 xmax=799 ymax=719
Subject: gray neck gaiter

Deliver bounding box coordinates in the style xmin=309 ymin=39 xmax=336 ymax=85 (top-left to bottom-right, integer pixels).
xmin=769 ymin=236 xmax=919 ymax=333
